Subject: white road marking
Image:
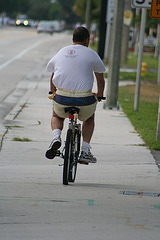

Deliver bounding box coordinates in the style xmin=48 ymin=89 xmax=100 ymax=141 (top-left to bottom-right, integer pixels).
xmin=0 ymin=40 xmax=45 ymax=71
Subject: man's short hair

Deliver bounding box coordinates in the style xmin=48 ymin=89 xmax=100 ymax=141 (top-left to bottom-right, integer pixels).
xmin=73 ymin=26 xmax=90 ymax=43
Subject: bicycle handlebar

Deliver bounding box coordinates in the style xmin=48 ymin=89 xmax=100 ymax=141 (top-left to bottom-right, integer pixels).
xmin=97 ymin=97 xmax=106 ymax=100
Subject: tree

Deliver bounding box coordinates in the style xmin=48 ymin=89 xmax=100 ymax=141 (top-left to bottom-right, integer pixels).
xmin=0 ymin=0 xmax=80 ymax=24
xmin=49 ymin=1 xmax=62 ymax=20
xmin=27 ymin=0 xmax=51 ymax=20
xmin=133 ymin=9 xmax=160 ymax=35
xmin=58 ymin=0 xmax=80 ymax=24
xmin=73 ymin=0 xmax=100 ymax=23
xmin=0 ymin=0 xmax=30 ymax=18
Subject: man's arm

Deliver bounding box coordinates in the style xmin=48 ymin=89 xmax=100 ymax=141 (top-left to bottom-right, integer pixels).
xmin=94 ymin=72 xmax=105 ymax=98
xmin=50 ymin=73 xmax=56 ymax=93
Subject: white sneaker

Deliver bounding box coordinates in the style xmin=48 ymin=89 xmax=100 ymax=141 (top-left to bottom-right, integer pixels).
xmin=79 ymin=151 xmax=97 ymax=164
xmin=45 ymin=137 xmax=61 ymax=159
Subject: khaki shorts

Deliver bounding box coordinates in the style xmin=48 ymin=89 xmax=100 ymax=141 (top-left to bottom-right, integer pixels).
xmin=53 ymin=88 xmax=97 ymax=122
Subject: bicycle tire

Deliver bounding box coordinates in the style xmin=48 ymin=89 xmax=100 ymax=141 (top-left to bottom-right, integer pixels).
xmin=68 ymin=128 xmax=81 ymax=182
xmin=63 ymin=129 xmax=73 ymax=185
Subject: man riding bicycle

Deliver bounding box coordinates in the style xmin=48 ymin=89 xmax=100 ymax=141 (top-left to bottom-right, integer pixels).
xmin=45 ymin=26 xmax=106 ymax=164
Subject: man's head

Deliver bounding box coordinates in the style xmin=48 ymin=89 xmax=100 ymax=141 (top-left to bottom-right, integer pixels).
xmin=73 ymin=26 xmax=90 ymax=47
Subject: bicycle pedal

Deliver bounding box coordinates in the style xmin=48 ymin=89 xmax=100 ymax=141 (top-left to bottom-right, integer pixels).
xmin=78 ymin=161 xmax=89 ymax=165
xmin=55 ymin=150 xmax=60 ymax=156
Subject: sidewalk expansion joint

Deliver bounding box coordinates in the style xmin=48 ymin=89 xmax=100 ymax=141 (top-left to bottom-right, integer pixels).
xmin=122 ymin=190 xmax=160 ymax=197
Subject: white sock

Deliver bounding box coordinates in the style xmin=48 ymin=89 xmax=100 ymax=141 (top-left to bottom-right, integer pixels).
xmin=82 ymin=141 xmax=91 ymax=154
xmin=52 ymin=129 xmax=61 ymax=139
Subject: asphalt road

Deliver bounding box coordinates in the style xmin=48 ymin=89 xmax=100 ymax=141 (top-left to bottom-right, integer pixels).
xmin=0 ymin=26 xmax=72 ymax=123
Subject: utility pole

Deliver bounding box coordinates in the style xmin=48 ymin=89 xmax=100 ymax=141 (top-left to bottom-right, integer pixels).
xmin=106 ymin=0 xmax=125 ymax=108
xmin=121 ymin=0 xmax=132 ymax=63
xmin=85 ymin=0 xmax=91 ymax=30
xmin=98 ymin=0 xmax=107 ymax=59
xmin=104 ymin=0 xmax=115 ymax=62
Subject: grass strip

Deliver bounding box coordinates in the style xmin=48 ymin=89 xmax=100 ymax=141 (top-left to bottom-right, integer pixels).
xmin=12 ymin=137 xmax=32 ymax=142
xmin=118 ymin=84 xmax=160 ymax=150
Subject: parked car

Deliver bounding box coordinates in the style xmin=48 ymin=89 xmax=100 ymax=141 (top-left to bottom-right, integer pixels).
xmin=51 ymin=20 xmax=65 ymax=32
xmin=8 ymin=19 xmax=16 ymax=26
xmin=37 ymin=21 xmax=54 ymax=34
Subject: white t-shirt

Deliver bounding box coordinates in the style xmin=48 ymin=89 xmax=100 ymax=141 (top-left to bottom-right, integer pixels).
xmin=47 ymin=44 xmax=106 ymax=91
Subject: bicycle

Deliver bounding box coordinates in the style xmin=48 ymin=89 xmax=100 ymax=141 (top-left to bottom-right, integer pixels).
xmin=49 ymin=94 xmax=105 ymax=185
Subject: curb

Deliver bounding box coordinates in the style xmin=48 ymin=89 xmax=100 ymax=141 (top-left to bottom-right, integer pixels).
xmin=0 ymin=88 xmax=36 ymax=151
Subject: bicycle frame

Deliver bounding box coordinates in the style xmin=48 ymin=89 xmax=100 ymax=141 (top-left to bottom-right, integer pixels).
xmin=69 ymin=111 xmax=78 ymax=134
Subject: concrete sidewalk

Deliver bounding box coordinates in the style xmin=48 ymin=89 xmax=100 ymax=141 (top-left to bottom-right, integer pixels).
xmin=0 ymin=70 xmax=160 ymax=240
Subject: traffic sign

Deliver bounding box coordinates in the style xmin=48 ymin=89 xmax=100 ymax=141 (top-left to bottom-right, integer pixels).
xmin=131 ymin=0 xmax=151 ymax=8
xmin=150 ymin=0 xmax=160 ymax=18
xmin=106 ymin=0 xmax=114 ymax=23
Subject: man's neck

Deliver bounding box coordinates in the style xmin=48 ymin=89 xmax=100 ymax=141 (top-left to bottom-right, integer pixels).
xmin=73 ymin=42 xmax=88 ymax=47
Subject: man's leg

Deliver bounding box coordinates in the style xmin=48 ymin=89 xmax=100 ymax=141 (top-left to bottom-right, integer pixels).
xmin=51 ymin=111 xmax=64 ymax=131
xmin=82 ymin=114 xmax=94 ymax=143
xmin=46 ymin=111 xmax=64 ymax=159
xmin=80 ymin=114 xmax=97 ymax=163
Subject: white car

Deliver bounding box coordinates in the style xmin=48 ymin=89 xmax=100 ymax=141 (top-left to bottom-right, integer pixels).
xmin=37 ymin=21 xmax=54 ymax=34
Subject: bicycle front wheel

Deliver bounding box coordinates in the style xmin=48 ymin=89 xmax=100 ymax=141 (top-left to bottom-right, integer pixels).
xmin=68 ymin=128 xmax=81 ymax=182
xmin=63 ymin=129 xmax=73 ymax=185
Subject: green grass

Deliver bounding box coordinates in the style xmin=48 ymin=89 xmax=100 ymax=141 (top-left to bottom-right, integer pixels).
xmin=104 ymin=71 xmax=158 ymax=82
xmin=89 ymin=41 xmax=98 ymax=52
xmin=118 ymin=85 xmax=160 ymax=150
xmin=12 ymin=137 xmax=32 ymax=142
xmin=121 ymin=52 xmax=158 ymax=69
xmin=118 ymin=52 xmax=160 ymax=150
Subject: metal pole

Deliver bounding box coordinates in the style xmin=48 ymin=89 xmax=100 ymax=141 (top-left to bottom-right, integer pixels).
xmin=106 ymin=0 xmax=125 ymax=108
xmin=121 ymin=0 xmax=132 ymax=63
xmin=104 ymin=22 xmax=111 ymax=61
xmin=85 ymin=0 xmax=91 ymax=30
xmin=134 ymin=8 xmax=147 ymax=111
xmin=98 ymin=0 xmax=107 ymax=59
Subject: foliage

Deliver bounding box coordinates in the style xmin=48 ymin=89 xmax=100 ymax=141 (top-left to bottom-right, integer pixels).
xmin=58 ymin=0 xmax=80 ymax=24
xmin=132 ymin=8 xmax=160 ymax=33
xmin=73 ymin=0 xmax=100 ymax=23
xmin=28 ymin=0 xmax=51 ymax=20
xmin=0 ymin=0 xmax=30 ymax=18
xmin=0 ymin=0 xmax=80 ymax=24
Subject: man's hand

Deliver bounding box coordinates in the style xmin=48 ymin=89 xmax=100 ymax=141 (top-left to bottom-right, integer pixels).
xmin=94 ymin=72 xmax=105 ymax=101
xmin=48 ymin=91 xmax=56 ymax=100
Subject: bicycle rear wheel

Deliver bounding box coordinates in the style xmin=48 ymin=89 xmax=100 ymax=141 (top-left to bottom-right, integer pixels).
xmin=68 ymin=128 xmax=81 ymax=182
xmin=63 ymin=129 xmax=73 ymax=185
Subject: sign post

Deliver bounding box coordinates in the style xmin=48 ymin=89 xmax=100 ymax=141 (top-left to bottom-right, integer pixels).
xmin=104 ymin=0 xmax=114 ymax=61
xmin=131 ymin=0 xmax=151 ymax=111
xmin=150 ymin=0 xmax=160 ymax=139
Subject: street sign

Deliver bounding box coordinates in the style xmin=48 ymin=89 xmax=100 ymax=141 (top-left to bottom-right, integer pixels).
xmin=106 ymin=0 xmax=114 ymax=23
xmin=131 ymin=0 xmax=151 ymax=8
xmin=150 ymin=0 xmax=160 ymax=18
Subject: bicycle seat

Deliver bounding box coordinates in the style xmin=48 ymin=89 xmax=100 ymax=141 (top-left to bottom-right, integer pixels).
xmin=64 ymin=107 xmax=80 ymax=115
